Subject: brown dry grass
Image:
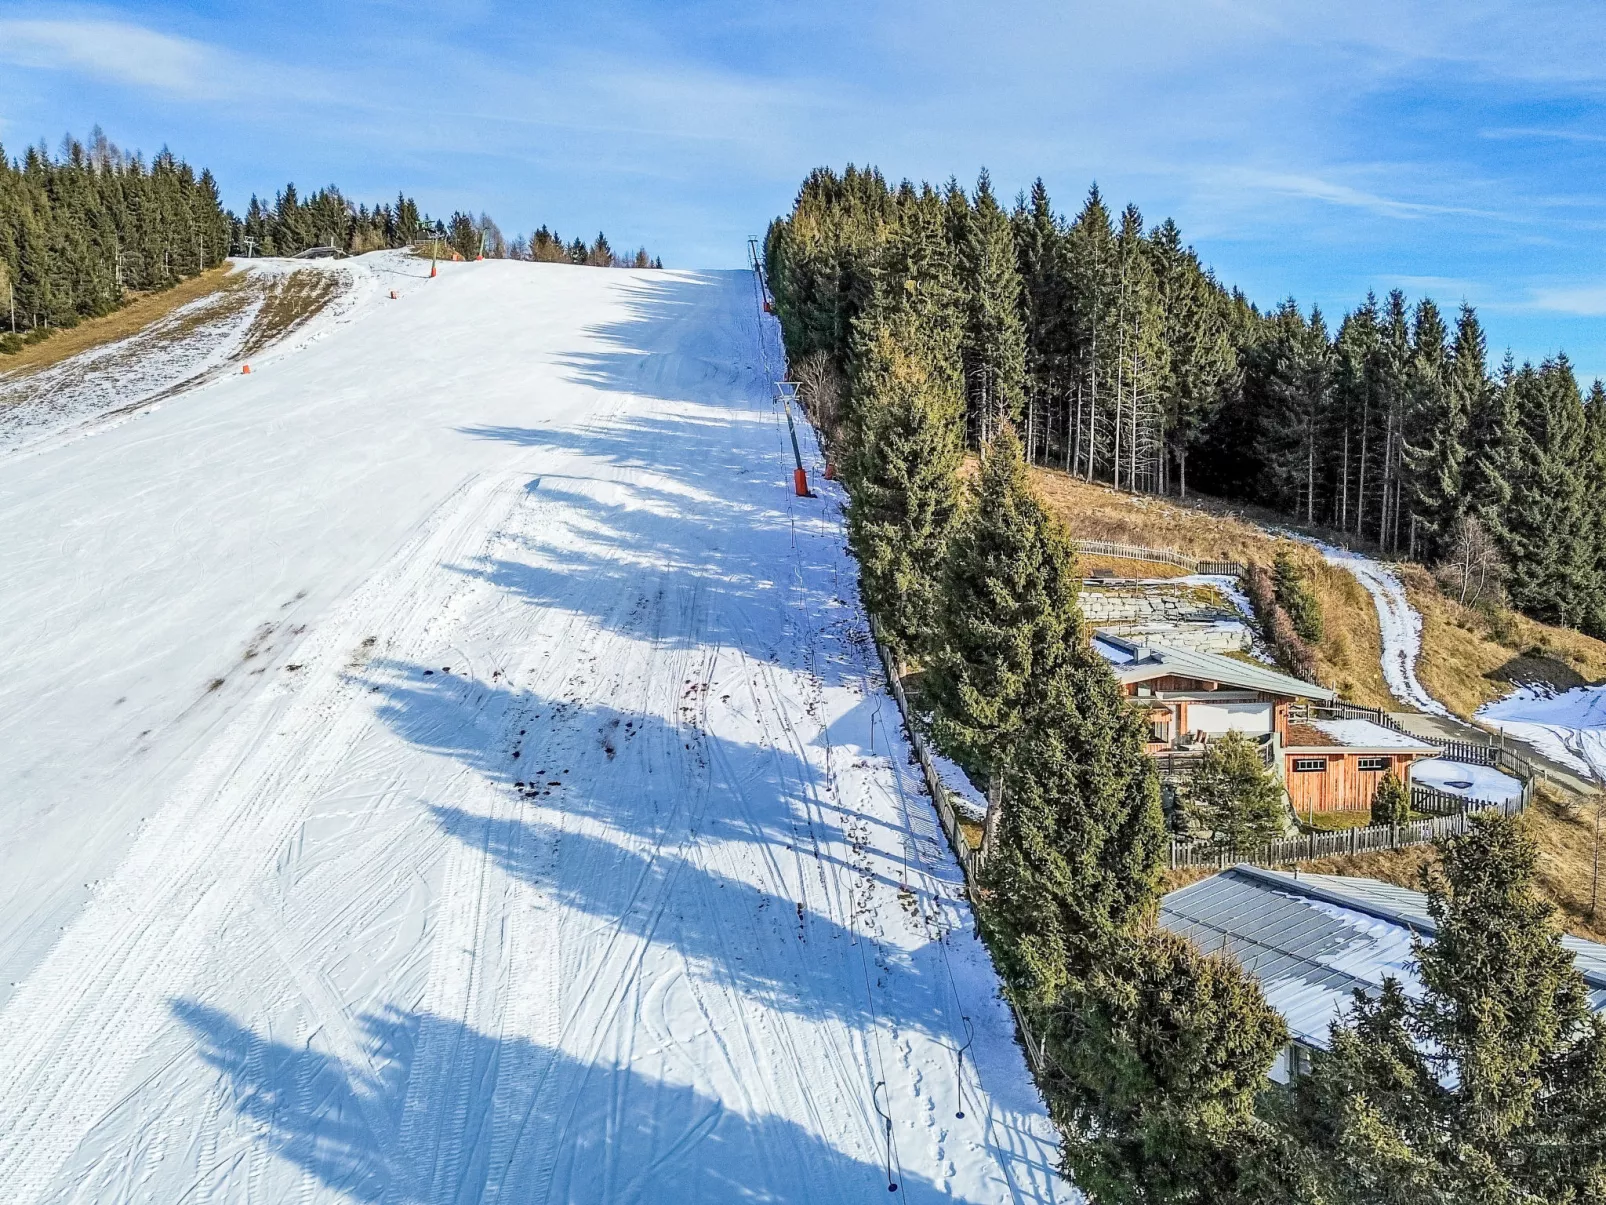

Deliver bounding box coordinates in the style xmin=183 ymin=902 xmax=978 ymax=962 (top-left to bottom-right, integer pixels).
xmin=0 ymin=266 xmax=234 ymax=376
xmin=1032 ymin=470 xmax=1395 ymax=708
xmin=238 ymin=270 xmax=340 ymax=359
xmin=1403 ymin=563 xmax=1606 ymax=718
xmin=1078 ymin=554 xmax=1190 ymax=580
xmin=1160 ymin=865 xmax=1222 ymax=893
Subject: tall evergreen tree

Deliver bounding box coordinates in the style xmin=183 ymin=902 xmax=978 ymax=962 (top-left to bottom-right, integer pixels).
xmin=1253 ymin=302 xmax=1334 ymax=521
xmin=1046 ymin=927 xmax=1289 ymax=1205
xmin=1502 ymin=357 xmax=1594 ymax=628
xmin=1296 ymin=813 xmax=1606 ymax=1203
xmin=957 ymin=170 xmax=1028 ymax=445
xmin=927 ymin=425 xmax=1082 ymax=857
xmin=984 ymin=628 xmax=1163 ymax=1004
xmin=843 ymin=302 xmax=966 ymax=654
xmin=1400 ymin=298 xmax=1461 ymax=561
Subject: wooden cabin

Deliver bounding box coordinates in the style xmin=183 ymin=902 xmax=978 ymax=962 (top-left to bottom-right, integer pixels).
xmin=1092 ymin=634 xmax=1437 ymax=812
xmin=1282 ymin=719 xmax=1436 ymax=815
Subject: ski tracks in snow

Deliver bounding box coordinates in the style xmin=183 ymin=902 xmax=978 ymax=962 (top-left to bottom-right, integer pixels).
xmin=0 ymin=266 xmax=1065 ymax=1203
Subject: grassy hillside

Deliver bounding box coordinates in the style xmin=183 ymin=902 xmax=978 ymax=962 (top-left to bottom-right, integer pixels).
xmin=1405 ymin=564 xmax=1606 ymax=718
xmin=1034 ymin=470 xmax=1397 ymax=708
xmin=0 ymin=265 xmax=234 ymax=377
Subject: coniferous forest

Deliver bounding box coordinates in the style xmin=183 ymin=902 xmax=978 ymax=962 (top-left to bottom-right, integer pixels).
xmin=0 ymin=129 xmax=659 ymax=355
xmin=767 ymin=165 xmax=1606 ymax=635
xmin=767 ymin=166 xmax=1606 ymax=1203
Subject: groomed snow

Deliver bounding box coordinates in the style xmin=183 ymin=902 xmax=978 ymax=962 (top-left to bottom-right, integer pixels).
xmin=1480 ymin=683 xmax=1606 ymax=783
xmin=1314 ymin=544 xmax=1449 ymax=716
xmin=0 ymin=255 xmax=1067 ymax=1202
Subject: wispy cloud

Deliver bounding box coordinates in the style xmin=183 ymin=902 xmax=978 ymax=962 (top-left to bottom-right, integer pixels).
xmin=1480 ymin=126 xmax=1606 ymax=144
xmin=1214 ymin=167 xmax=1503 ymax=221
xmin=1524 ymin=285 xmax=1606 ymax=316
xmin=0 ymin=17 xmax=329 ymax=102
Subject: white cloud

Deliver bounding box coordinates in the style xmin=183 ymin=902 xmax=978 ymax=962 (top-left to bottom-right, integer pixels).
xmin=1524 ymin=285 xmax=1606 ymax=315
xmin=0 ymin=17 xmax=330 ymax=102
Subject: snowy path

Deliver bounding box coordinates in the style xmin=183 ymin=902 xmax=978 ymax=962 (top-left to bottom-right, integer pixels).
xmin=0 ymin=258 xmax=1065 ymax=1202
xmin=1316 ymin=544 xmax=1448 ymax=715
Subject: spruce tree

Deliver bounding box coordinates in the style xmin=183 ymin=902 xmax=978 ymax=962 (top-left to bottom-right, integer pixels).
xmin=1400 ymin=299 xmax=1462 ymax=561
xmin=843 ymin=304 xmax=966 ymax=654
xmin=957 ymin=170 xmax=1028 ymax=444
xmin=1503 ymin=357 xmax=1593 ymax=628
xmin=1296 ymin=813 xmax=1606 ymax=1202
xmin=1046 ymin=927 xmax=1289 ymax=1205
xmin=1148 ymin=218 xmax=1236 ymax=498
xmin=927 ymin=424 xmax=1081 ymax=857
xmin=1369 ymin=771 xmax=1409 ymax=826
xmin=984 ymin=640 xmax=1163 ymax=1003
xmin=1254 ymin=302 xmax=1334 ymax=521
xmin=1183 ymin=730 xmax=1286 ymax=853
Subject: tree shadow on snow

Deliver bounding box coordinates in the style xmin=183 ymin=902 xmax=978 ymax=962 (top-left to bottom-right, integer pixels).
xmin=362 ymin=661 xmax=963 ymax=1036
xmin=173 ymin=999 xmax=950 ymax=1203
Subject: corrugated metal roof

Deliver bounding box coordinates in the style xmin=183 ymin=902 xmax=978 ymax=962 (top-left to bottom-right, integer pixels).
xmin=1093 ymin=633 xmax=1336 ymax=702
xmin=1160 ymin=866 xmax=1606 ymax=1049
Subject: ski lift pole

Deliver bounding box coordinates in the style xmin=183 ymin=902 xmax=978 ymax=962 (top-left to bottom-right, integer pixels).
xmin=777 ymin=381 xmax=810 ymax=496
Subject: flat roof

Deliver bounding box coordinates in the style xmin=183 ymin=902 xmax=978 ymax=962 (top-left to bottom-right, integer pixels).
xmin=1284 ymin=719 xmax=1438 ymax=755
xmin=1092 ymin=633 xmax=1336 ymax=703
xmin=1159 ymin=866 xmax=1606 ymax=1050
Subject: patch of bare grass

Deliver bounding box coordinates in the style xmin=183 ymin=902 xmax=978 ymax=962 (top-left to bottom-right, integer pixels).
xmin=1077 ymin=554 xmax=1190 ymax=580
xmin=0 ymin=266 xmax=235 ymax=377
xmin=1405 ymin=563 xmax=1606 ymax=718
xmin=238 ymin=270 xmax=340 ymax=359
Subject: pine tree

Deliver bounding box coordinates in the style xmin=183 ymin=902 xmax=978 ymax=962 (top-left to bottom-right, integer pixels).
xmin=927 ymin=425 xmax=1081 ymax=858
xmin=1045 ymin=927 xmax=1289 ymax=1205
xmin=1064 ymin=186 xmax=1119 ymax=482
xmin=1369 ymin=770 xmax=1409 ymax=826
xmin=1013 ymin=178 xmax=1067 ymax=460
xmin=1502 ymin=357 xmax=1594 ymax=628
xmin=1272 ymin=549 xmax=1324 ymax=644
xmin=1253 ymin=302 xmax=1334 ymax=521
xmin=1400 ymin=299 xmax=1462 ymax=561
xmin=1147 ymin=218 xmax=1236 ymax=498
xmin=1183 ymin=730 xmax=1286 ymax=852
xmin=984 ymin=637 xmax=1163 ymax=1004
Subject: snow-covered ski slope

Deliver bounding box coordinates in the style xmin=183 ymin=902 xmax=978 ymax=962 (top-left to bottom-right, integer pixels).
xmin=0 ymin=253 xmax=1066 ymax=1203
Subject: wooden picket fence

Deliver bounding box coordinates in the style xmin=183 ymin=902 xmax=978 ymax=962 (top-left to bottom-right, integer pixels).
xmin=1169 ymin=792 xmax=1529 ymax=869
xmin=1074 ymin=539 xmax=1244 ymax=578
xmin=1171 ymin=700 xmax=1538 ymax=868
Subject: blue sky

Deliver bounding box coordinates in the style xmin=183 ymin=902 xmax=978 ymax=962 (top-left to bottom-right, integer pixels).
xmin=4 ymin=1 xmax=1606 ymax=377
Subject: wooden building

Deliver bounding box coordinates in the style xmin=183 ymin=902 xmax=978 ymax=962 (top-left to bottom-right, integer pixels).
xmin=1282 ymin=718 xmax=1437 ymax=815
xmin=1093 ymin=634 xmax=1437 ymax=813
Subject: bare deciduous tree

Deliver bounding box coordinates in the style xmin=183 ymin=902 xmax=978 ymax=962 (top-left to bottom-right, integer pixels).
xmin=794 ymin=350 xmax=846 ymax=451
xmin=1436 ymin=514 xmax=1505 ymax=608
